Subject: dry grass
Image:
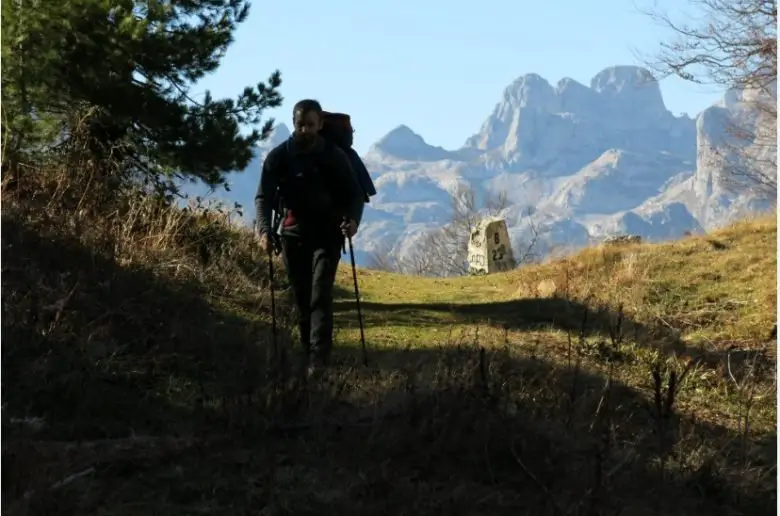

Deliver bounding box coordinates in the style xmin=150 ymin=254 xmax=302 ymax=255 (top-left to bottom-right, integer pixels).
xmin=2 ymin=162 xmax=776 ymax=516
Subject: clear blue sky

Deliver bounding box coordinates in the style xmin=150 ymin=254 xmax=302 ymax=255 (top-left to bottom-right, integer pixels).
xmin=195 ymin=0 xmax=724 ymax=155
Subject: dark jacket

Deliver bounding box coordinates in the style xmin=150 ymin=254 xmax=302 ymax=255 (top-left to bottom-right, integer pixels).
xmin=255 ymin=136 xmax=364 ymax=239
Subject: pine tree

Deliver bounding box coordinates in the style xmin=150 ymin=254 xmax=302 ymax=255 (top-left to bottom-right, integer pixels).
xmin=1 ymin=0 xmax=282 ymax=187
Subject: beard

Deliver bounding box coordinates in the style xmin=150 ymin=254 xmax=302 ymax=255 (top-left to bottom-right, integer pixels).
xmin=294 ymin=132 xmax=317 ymax=147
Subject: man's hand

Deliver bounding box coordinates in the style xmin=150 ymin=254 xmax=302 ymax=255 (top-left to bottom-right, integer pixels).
xmin=341 ymin=218 xmax=358 ymax=239
xmin=257 ymin=232 xmax=271 ymax=254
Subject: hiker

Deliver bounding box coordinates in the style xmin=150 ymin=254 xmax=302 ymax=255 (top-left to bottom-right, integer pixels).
xmin=255 ymin=99 xmax=365 ymax=375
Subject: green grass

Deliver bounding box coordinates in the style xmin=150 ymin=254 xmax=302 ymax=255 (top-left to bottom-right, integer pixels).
xmin=2 ymin=166 xmax=776 ymax=516
xmin=337 ymin=215 xmax=776 ymax=346
xmin=331 ymin=217 xmax=777 ymax=434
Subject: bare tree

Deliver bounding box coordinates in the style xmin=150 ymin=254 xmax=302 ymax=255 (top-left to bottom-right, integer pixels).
xmin=513 ymin=212 xmax=543 ymax=264
xmin=367 ymin=235 xmax=442 ymax=276
xmin=368 ymin=184 xmax=542 ymax=277
xmin=366 ymin=244 xmax=401 ymax=272
xmin=638 ymin=0 xmax=777 ymax=198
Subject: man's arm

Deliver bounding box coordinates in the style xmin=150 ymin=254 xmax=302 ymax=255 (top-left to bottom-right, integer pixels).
xmin=254 ymin=150 xmax=279 ymax=236
xmin=329 ymin=146 xmax=364 ymax=226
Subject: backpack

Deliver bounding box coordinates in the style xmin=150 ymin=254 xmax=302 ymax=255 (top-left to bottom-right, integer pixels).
xmin=319 ymin=112 xmax=377 ymax=202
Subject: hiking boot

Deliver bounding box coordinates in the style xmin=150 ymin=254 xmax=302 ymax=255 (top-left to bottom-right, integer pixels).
xmin=306 ymin=354 xmax=330 ymax=382
xmin=306 ymin=362 xmax=324 ymax=382
xmin=293 ymin=352 xmax=310 ymax=378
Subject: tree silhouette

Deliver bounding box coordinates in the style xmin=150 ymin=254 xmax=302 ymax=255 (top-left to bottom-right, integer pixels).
xmin=1 ymin=0 xmax=282 ymax=189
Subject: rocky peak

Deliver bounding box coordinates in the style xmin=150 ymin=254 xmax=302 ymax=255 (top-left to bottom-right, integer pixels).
xmin=590 ymin=66 xmax=655 ymax=95
xmin=369 ymin=125 xmax=452 ymax=161
xmin=589 ymin=65 xmax=667 ymax=117
xmin=461 ymin=65 xmax=687 ymax=168
xmin=257 ymin=123 xmax=291 ymax=150
xmin=500 ymin=73 xmax=557 ymax=110
xmin=555 ymin=77 xmax=600 ymax=114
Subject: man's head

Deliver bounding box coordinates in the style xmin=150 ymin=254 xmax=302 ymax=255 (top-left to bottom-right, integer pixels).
xmin=292 ymin=99 xmax=324 ymax=148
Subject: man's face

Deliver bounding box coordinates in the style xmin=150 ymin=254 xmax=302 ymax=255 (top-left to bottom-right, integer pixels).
xmin=293 ymin=109 xmax=323 ymax=146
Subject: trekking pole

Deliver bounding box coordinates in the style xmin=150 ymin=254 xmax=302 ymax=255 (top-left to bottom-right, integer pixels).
xmin=266 ymin=209 xmax=282 ymax=365
xmin=267 ymin=240 xmax=278 ymax=362
xmin=345 ymin=229 xmax=368 ymax=366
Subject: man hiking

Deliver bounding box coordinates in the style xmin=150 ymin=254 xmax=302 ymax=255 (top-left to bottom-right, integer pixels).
xmin=255 ymin=99 xmax=365 ymax=377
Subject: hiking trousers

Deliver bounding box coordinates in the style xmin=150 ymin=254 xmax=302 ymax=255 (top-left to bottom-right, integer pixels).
xmin=281 ymin=235 xmax=342 ymax=363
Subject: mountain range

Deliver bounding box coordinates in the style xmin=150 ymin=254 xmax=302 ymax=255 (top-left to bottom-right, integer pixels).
xmin=179 ymin=65 xmax=777 ymax=268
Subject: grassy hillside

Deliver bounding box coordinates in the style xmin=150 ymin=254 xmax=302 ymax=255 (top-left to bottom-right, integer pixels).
xmin=333 ymin=215 xmax=776 ymax=435
xmin=3 ymin=167 xmax=776 ymax=516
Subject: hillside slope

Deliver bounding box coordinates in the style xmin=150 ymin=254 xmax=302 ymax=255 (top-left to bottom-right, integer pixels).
xmin=3 ymin=172 xmax=776 ymax=515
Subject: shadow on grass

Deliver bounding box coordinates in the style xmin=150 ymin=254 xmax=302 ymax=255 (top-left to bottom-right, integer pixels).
xmin=333 ymin=295 xmax=714 ymax=360
xmin=10 ymin=344 xmax=774 ymax=515
xmin=2 ymin=215 xmax=775 ymax=516
xmin=1 ymin=214 xmax=293 ymax=442
xmin=335 ymin=296 xmax=642 ymax=333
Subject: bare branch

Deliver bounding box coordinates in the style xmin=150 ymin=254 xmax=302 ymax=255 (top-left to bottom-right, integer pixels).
xmin=638 ymin=0 xmax=777 ymax=198
xmin=515 ymin=208 xmax=543 ymax=264
xmin=366 ymin=243 xmax=402 ymax=273
xmin=639 ymin=0 xmax=777 ymax=92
